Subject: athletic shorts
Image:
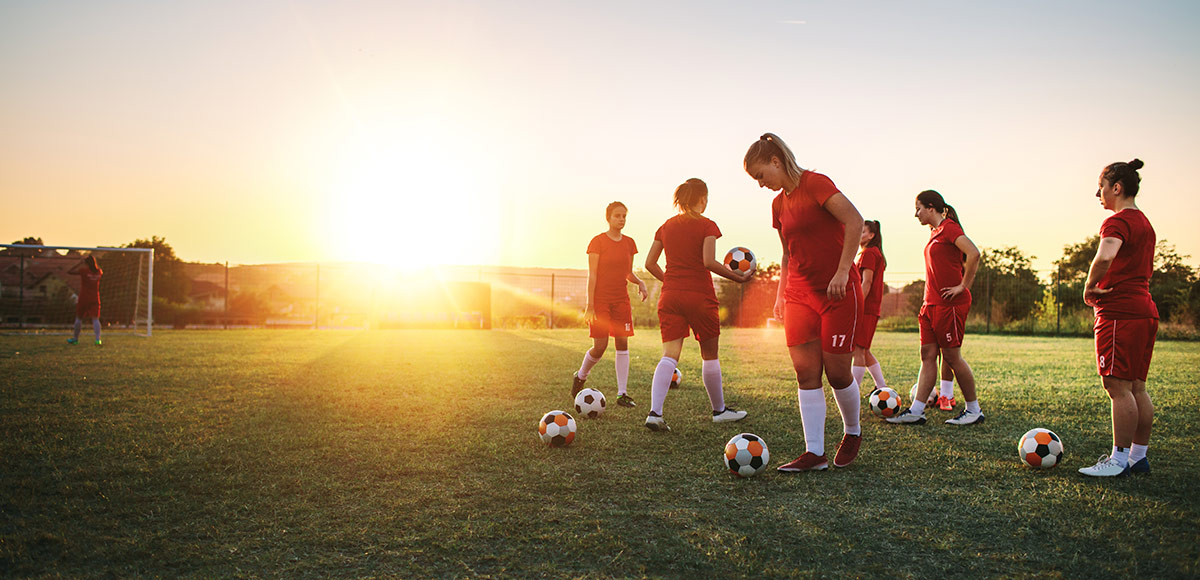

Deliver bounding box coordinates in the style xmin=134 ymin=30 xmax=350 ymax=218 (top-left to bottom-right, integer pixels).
xmin=657 ymin=290 xmax=719 ymax=343
xmin=783 ymin=284 xmax=861 ymax=353
xmin=77 ymin=302 xmax=100 ymax=319
xmin=854 ymin=313 xmax=880 ymax=350
xmin=918 ymin=303 xmax=970 ymax=348
xmin=589 ymin=299 xmax=634 ymax=339
xmin=1094 ymin=315 xmax=1157 ymax=381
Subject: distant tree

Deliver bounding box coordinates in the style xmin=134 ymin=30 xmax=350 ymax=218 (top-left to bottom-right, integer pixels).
xmin=1150 ymin=241 xmax=1197 ymax=323
xmin=978 ymin=246 xmax=1044 ymax=323
xmin=1053 ymin=235 xmax=1100 ymax=313
xmin=903 ymin=279 xmax=925 ymax=314
xmin=1 ymin=237 xmax=45 ymax=257
xmin=120 ymin=236 xmax=190 ymax=304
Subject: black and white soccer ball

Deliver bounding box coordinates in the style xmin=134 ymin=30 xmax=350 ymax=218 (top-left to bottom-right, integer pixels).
xmin=724 ymin=433 xmax=770 ymax=477
xmin=724 ymin=247 xmax=757 ymax=276
xmin=573 ymin=387 xmax=607 ymax=419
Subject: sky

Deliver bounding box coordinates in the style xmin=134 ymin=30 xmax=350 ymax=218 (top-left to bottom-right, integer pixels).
xmin=3 ymin=0 xmax=1199 ymax=282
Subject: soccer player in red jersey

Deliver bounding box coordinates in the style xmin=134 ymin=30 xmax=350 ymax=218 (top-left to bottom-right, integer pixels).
xmin=744 ymin=133 xmax=866 ymax=471
xmin=642 ymin=178 xmax=752 ymax=432
xmin=68 ymin=255 xmax=103 ymax=346
xmin=852 ymin=220 xmax=889 ymax=394
xmin=888 ymin=190 xmax=984 ymax=425
xmin=572 ymin=202 xmax=650 ymax=407
xmin=1079 ymin=159 xmax=1158 ymax=478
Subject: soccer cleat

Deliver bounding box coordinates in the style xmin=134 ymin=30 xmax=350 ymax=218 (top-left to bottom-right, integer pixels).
xmin=94 ymin=340 xmax=103 ymax=347
xmin=644 ymin=413 xmax=671 ymax=432
xmin=937 ymin=395 xmax=956 ymax=411
xmin=1128 ymin=457 xmax=1150 ymax=474
xmin=616 ymin=394 xmax=637 ymax=408
xmin=777 ymin=452 xmax=829 ymax=472
xmin=571 ymin=373 xmax=586 ymax=397
xmin=66 ymin=338 xmax=78 ymax=345
xmin=712 ymin=407 xmax=747 ymax=423
xmin=1078 ymin=455 xmax=1129 ymax=477
xmin=833 ymin=433 xmax=861 ymax=468
xmin=944 ymin=409 xmax=984 ymax=425
xmin=885 ymin=408 xmax=927 ymax=424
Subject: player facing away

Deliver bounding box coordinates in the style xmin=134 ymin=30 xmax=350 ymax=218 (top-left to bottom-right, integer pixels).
xmin=1079 ymin=159 xmax=1158 ymax=477
xmin=68 ymin=255 xmax=103 ymax=346
xmin=744 ymin=133 xmax=866 ymax=471
xmin=642 ymin=178 xmax=752 ymax=432
xmin=572 ymin=202 xmax=650 ymax=407
xmin=888 ymin=190 xmax=984 ymax=425
xmin=852 ymin=220 xmax=889 ymax=394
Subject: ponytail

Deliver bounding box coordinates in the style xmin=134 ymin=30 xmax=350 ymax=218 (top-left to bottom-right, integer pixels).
xmin=863 ymin=219 xmax=883 ymax=251
xmin=916 ymin=190 xmax=962 ymax=228
xmin=673 ymin=178 xmax=708 ymax=216
xmin=744 ymin=133 xmax=805 ymax=187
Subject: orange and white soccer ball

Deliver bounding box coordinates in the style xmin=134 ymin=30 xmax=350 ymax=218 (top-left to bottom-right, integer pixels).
xmin=538 ymin=410 xmax=576 ymax=447
xmin=1019 ymin=428 xmax=1063 ymax=468
xmin=670 ymin=368 xmax=682 ymax=389
xmin=724 ymin=433 xmax=770 ymax=477
xmin=724 ymin=247 xmax=757 ymax=276
xmin=869 ymin=387 xmax=902 ymax=418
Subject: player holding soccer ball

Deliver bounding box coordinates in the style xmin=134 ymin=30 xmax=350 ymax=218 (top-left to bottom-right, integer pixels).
xmin=642 ymin=178 xmax=752 ymax=432
xmin=888 ymin=190 xmax=985 ymax=426
xmin=572 ymin=202 xmax=650 ymax=408
xmin=67 ymin=255 xmax=103 ymax=346
xmin=1078 ymin=159 xmax=1157 ymax=478
xmin=744 ymin=133 xmax=866 ymax=471
xmin=852 ymin=219 xmax=889 ymax=394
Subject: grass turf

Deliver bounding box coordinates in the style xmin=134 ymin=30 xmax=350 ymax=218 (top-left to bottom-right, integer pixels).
xmin=1 ymin=329 xmax=1198 ymax=578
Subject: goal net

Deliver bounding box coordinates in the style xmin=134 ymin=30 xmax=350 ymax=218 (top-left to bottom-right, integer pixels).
xmin=0 ymin=245 xmax=153 ymax=336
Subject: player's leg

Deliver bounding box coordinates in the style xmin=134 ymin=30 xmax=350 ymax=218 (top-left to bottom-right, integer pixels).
xmin=942 ymin=347 xmax=983 ymax=424
xmin=938 ymin=354 xmax=955 ymax=406
xmin=611 ymin=301 xmax=635 ymax=405
xmin=822 ymin=287 xmax=862 ymax=468
xmin=92 ymin=317 xmax=102 ymax=345
xmin=69 ymin=317 xmax=82 ymax=344
xmin=1080 ymin=376 xmax=1135 ymax=476
xmin=573 ymin=312 xmax=611 ymax=395
xmin=646 ymin=337 xmax=684 ymax=432
xmin=852 ymin=346 xmax=868 ymax=387
xmin=777 ymin=297 xmax=829 ymax=472
xmin=699 ymin=336 xmax=746 ymax=422
xmin=1128 ymin=318 xmax=1156 ymax=473
xmin=889 ymin=308 xmax=938 ymax=424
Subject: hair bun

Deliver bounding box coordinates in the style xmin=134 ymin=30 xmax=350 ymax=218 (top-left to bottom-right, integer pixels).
xmin=760 ymin=133 xmax=773 ymax=141
xmin=1128 ymin=158 xmax=1144 ymax=170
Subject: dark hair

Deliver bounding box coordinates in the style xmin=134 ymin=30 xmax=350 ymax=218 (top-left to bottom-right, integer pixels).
xmin=744 ymin=133 xmax=805 ymax=186
xmin=916 ymin=189 xmax=961 ymax=227
xmin=673 ymin=178 xmax=708 ymax=215
xmin=863 ymin=219 xmax=883 ymax=251
xmin=605 ymin=201 xmax=627 ymax=221
xmin=1102 ymin=159 xmax=1144 ymax=197
xmin=84 ymin=255 xmax=99 ymax=273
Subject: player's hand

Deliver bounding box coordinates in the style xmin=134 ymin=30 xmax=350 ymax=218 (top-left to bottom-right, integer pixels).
xmin=1083 ymin=286 xmax=1111 ymax=307
xmin=827 ymin=270 xmax=849 ymax=301
xmin=637 ymin=282 xmax=649 ymax=302
xmin=737 ymin=270 xmax=754 ymax=284
xmin=773 ymin=298 xmax=785 ymax=322
xmin=940 ymin=284 xmax=966 ymax=301
xmin=583 ymin=304 xmax=598 ymax=324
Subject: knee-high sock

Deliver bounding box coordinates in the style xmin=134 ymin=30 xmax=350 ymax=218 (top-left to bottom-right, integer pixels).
xmin=615 ymin=350 xmax=630 ymax=395
xmin=72 ymin=318 xmax=82 ymax=340
xmin=868 ymin=363 xmax=887 ymax=389
xmin=940 ymin=379 xmax=954 ymax=398
xmin=92 ymin=318 xmax=101 ymax=341
xmin=701 ymin=359 xmax=725 ymax=412
xmin=797 ymin=388 xmax=827 ymax=456
xmin=851 ymin=365 xmax=867 ymax=387
xmin=650 ymin=356 xmax=678 ymax=416
xmin=832 ymin=380 xmax=861 ymax=436
xmin=577 ymin=349 xmax=601 ymax=380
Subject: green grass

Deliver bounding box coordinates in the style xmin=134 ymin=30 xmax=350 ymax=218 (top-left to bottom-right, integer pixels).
xmin=1 ymin=329 xmax=1198 ymax=579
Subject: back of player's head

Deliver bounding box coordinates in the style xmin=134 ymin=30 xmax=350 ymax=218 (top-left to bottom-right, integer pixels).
xmin=744 ymin=133 xmax=805 ymax=186
xmin=673 ymin=178 xmax=708 ymax=214
xmin=864 ymin=219 xmax=883 ymax=251
xmin=1102 ymin=159 xmax=1144 ymax=197
xmin=84 ymin=255 xmax=99 ymax=272
xmin=916 ymin=189 xmax=961 ymax=227
xmin=605 ymin=201 xmax=627 ymax=220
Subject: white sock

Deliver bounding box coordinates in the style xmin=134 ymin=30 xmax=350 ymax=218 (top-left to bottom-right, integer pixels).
xmin=1130 ymin=443 xmax=1148 ymax=463
xmin=615 ymin=350 xmax=630 ymax=396
xmin=940 ymin=380 xmax=954 ymax=398
xmin=832 ymin=380 xmax=861 ymax=436
xmin=1111 ymin=445 xmax=1130 ymax=466
xmin=851 ymin=365 xmax=866 ymax=387
xmin=649 ymin=356 xmax=677 ymax=416
xmin=577 ymin=350 xmax=601 ymax=380
xmin=73 ymin=318 xmax=82 ymax=340
xmin=702 ymin=359 xmax=725 ymax=412
xmin=797 ymin=388 xmax=827 ymax=456
xmin=867 ymin=363 xmax=886 ymax=389
xmin=93 ymin=318 xmax=101 ymax=341
xmin=966 ymin=400 xmax=981 ymax=414
xmin=910 ymin=399 xmax=927 ymax=415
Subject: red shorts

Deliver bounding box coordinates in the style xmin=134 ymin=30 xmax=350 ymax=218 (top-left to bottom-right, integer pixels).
xmin=783 ymin=284 xmax=861 ymax=353
xmin=658 ymin=290 xmax=720 ymax=343
xmin=589 ymin=299 xmax=634 ymax=339
xmin=77 ymin=302 xmax=100 ymax=319
xmin=1094 ymin=315 xmax=1157 ymax=381
xmin=919 ymin=303 xmax=969 ymax=348
xmin=854 ymin=313 xmax=879 ymax=350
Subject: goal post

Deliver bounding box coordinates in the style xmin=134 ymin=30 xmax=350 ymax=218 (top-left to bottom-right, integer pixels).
xmin=0 ymin=244 xmax=154 ymax=336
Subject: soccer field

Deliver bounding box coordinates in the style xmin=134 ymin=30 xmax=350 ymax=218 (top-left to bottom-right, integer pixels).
xmin=2 ymin=330 xmax=1198 ymax=579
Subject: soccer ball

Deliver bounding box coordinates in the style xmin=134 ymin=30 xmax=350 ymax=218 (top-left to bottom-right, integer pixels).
xmin=574 ymin=388 xmax=607 ymax=419
xmin=1018 ymin=428 xmax=1063 ymax=469
xmin=909 ymin=383 xmax=937 ymax=406
xmin=538 ymin=411 xmax=577 ymax=447
xmin=869 ymin=387 xmax=902 ymax=418
xmin=724 ymin=247 xmax=757 ymax=276
xmin=670 ymin=368 xmax=682 ymax=389
xmin=724 ymin=433 xmax=770 ymax=477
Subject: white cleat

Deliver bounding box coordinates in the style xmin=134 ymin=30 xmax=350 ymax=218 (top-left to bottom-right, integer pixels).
xmin=1078 ymin=455 xmax=1129 ymax=477
xmin=944 ymin=409 xmax=985 ymax=425
xmin=644 ymin=413 xmax=671 ymax=432
xmin=712 ymin=407 xmax=748 ymax=423
xmin=885 ymin=408 xmax=927 ymax=424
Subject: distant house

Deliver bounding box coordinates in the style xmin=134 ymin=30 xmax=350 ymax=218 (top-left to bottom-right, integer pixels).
xmin=188 ymin=280 xmax=226 ymax=310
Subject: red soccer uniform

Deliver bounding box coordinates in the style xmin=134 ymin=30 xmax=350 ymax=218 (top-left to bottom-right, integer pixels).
xmin=856 ymin=246 xmax=886 ymax=317
xmin=654 ymin=214 xmax=722 ymax=342
xmin=77 ymin=268 xmax=103 ymax=318
xmin=587 ymin=233 xmax=638 ymax=338
xmin=1093 ymin=209 xmax=1158 ymax=381
xmin=923 ymin=219 xmax=970 ymax=307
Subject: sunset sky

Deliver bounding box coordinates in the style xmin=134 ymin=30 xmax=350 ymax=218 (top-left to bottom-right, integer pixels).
xmin=3 ymin=0 xmax=1199 ymax=281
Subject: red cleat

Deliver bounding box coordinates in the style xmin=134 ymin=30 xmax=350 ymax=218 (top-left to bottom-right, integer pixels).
xmin=776 ymin=452 xmax=829 ymax=472
xmin=833 ymin=434 xmax=861 ymax=468
xmin=937 ymin=395 xmax=956 ymax=411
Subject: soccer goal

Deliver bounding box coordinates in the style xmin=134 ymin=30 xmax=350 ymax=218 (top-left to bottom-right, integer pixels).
xmin=0 ymin=244 xmax=154 ymax=336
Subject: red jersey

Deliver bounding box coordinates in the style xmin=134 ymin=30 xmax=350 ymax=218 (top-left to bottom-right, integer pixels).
xmin=856 ymin=246 xmax=886 ymax=316
xmin=587 ymin=233 xmax=638 ymax=304
xmin=78 ymin=268 xmax=102 ymax=306
xmin=923 ymin=219 xmax=970 ymax=307
xmin=654 ymin=214 xmax=721 ymax=297
xmin=772 ymin=171 xmax=853 ymax=293
xmin=1095 ymin=209 xmax=1158 ymax=320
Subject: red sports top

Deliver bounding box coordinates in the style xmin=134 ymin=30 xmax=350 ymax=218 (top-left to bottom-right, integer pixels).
xmin=654 ymin=214 xmax=721 ymax=297
xmin=78 ymin=268 xmax=103 ymax=307
xmin=587 ymin=233 xmax=638 ymax=304
xmin=856 ymin=246 xmax=886 ymax=316
xmin=1095 ymin=209 xmax=1159 ymax=320
xmin=772 ymin=171 xmax=857 ymax=294
xmin=923 ymin=219 xmax=971 ymax=307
